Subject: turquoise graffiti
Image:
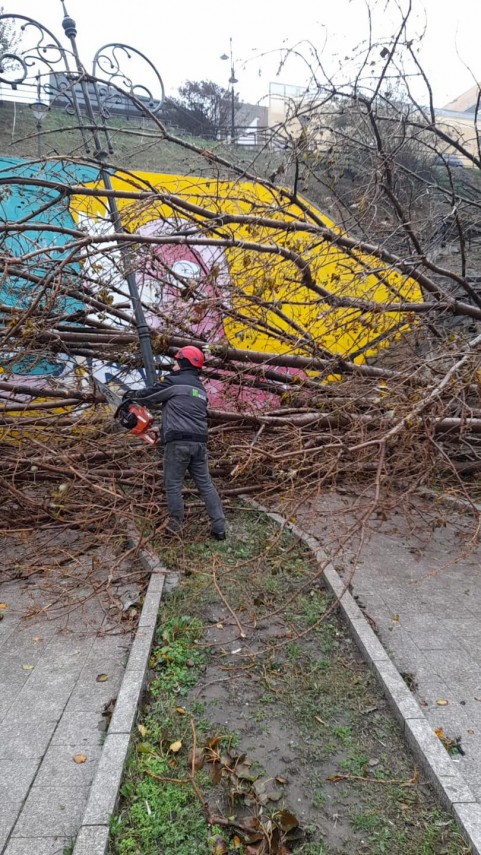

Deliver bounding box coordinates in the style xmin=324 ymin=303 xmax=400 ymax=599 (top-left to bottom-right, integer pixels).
xmin=0 ymin=157 xmax=98 ymax=379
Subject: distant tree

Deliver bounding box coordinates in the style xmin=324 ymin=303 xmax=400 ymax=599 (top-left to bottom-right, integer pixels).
xmin=0 ymin=8 xmax=19 ymax=58
xmin=162 ymin=79 xmax=241 ymax=138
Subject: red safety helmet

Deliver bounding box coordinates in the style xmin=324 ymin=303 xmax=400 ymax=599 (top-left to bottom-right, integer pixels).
xmin=175 ymin=345 xmax=205 ymax=369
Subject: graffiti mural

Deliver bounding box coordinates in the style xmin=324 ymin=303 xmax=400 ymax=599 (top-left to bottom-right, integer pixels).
xmin=0 ymin=158 xmax=97 ymax=394
xmin=0 ymin=157 xmax=423 ymax=412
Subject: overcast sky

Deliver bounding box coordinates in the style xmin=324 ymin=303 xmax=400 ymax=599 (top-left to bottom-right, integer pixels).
xmin=2 ymin=0 xmax=479 ymax=108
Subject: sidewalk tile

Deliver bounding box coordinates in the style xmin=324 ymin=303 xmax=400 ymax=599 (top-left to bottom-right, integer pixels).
xmin=0 ymin=719 xmax=56 ymax=760
xmin=64 ymin=670 xmax=123 ymax=712
xmin=0 ymin=799 xmax=23 ymax=852
xmin=51 ymin=710 xmax=107 ymax=746
xmin=4 ymin=838 xmax=70 ymax=855
xmin=0 ymin=758 xmax=39 ymax=801
xmin=12 ymin=785 xmax=90 ymax=837
xmin=35 ymin=743 xmax=103 ymax=788
xmin=7 ymin=673 xmax=78 ymax=722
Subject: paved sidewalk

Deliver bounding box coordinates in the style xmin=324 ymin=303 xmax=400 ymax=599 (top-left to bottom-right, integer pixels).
xmin=0 ymin=530 xmax=142 ymax=855
xmin=293 ymin=491 xmax=481 ymax=806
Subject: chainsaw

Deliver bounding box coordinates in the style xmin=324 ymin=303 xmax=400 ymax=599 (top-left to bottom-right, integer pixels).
xmin=94 ymin=378 xmax=160 ymax=446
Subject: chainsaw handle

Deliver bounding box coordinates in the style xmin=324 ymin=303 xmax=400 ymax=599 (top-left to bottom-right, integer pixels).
xmin=114 ymin=399 xmax=132 ymax=419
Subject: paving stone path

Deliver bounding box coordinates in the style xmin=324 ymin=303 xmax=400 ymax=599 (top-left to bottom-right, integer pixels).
xmin=0 ymin=531 xmax=141 ymax=855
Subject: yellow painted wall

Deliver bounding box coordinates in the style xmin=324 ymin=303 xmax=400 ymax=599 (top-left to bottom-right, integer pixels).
xmin=72 ymin=171 xmax=422 ymax=365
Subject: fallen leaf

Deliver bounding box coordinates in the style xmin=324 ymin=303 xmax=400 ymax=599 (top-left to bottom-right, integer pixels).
xmin=236 ymin=763 xmax=258 ymax=781
xmin=190 ymin=748 xmax=205 ymax=770
xmin=212 ymin=837 xmax=228 ymax=855
xmin=436 ymin=699 xmax=448 ymax=706
xmin=22 ymin=664 xmax=34 ymax=671
xmin=276 ymin=776 xmax=288 ymax=784
xmin=275 ymin=809 xmax=299 ymax=833
xmin=102 ymin=698 xmax=116 ymax=718
xmin=96 ymin=673 xmax=108 ymax=683
xmin=0 ymin=603 xmax=8 ymax=610
xmin=138 ymin=724 xmax=147 ymax=738
xmin=211 ymin=761 xmax=222 ymax=785
xmin=175 ymin=706 xmax=186 ymax=715
xmin=392 ymin=613 xmax=399 ymax=623
xmin=169 ymin=740 xmax=182 ymax=753
xmin=137 ymin=742 xmax=155 ymax=754
xmin=216 ymin=623 xmax=224 ymax=629
xmin=434 ymin=727 xmax=445 ymax=739
xmin=73 ymin=754 xmax=87 ymax=764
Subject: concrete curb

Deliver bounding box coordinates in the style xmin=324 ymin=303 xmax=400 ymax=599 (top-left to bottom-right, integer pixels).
xmin=72 ymin=534 xmax=173 ymax=855
xmin=248 ymin=499 xmax=481 ymax=855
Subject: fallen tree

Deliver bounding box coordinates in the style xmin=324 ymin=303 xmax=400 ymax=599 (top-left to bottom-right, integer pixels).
xmin=1 ymin=1 xmax=481 ymax=542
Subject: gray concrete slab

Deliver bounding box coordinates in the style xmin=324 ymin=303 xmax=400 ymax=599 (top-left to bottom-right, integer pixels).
xmin=35 ymin=743 xmax=103 ymax=788
xmin=0 ymin=526 xmax=168 ymax=855
xmin=3 ymin=840 xmax=70 ymax=855
xmin=51 ymin=710 xmax=108 ymax=747
xmin=64 ymin=669 xmax=123 ymax=712
xmin=12 ymin=785 xmax=90 ymax=838
xmin=0 ymin=759 xmax=39 ymax=802
xmin=0 ymin=801 xmax=24 ymax=854
xmin=0 ymin=719 xmax=57 ymax=761
xmin=0 ymin=530 xmax=144 ymax=855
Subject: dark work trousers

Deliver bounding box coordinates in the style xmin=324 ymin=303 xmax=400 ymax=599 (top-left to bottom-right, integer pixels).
xmin=163 ymin=440 xmax=225 ymax=534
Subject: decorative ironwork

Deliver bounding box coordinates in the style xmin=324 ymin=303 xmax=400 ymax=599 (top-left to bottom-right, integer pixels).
xmin=93 ymin=43 xmax=164 ymax=117
xmin=0 ymin=2 xmax=166 ymax=384
xmin=0 ymin=16 xmax=71 ymax=88
xmin=0 ymin=11 xmax=164 ymax=124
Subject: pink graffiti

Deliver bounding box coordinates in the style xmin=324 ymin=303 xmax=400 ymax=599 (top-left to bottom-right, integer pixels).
xmin=135 ymin=219 xmax=306 ymax=412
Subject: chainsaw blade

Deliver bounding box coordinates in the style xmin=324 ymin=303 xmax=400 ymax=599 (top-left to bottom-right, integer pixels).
xmin=93 ymin=378 xmax=123 ymax=411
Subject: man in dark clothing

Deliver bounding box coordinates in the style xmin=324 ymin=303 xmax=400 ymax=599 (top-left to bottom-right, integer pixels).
xmin=123 ymin=346 xmax=225 ymax=539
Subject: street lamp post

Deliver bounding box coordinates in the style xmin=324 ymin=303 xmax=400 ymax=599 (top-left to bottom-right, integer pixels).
xmin=220 ymin=38 xmax=238 ymax=143
xmin=29 ymin=72 xmax=49 ymax=158
xmin=0 ymin=1 xmax=165 ymax=385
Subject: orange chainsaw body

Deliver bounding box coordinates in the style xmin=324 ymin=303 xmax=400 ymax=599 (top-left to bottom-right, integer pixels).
xmin=94 ymin=379 xmax=160 ymax=447
xmin=126 ymin=403 xmax=160 ymax=445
